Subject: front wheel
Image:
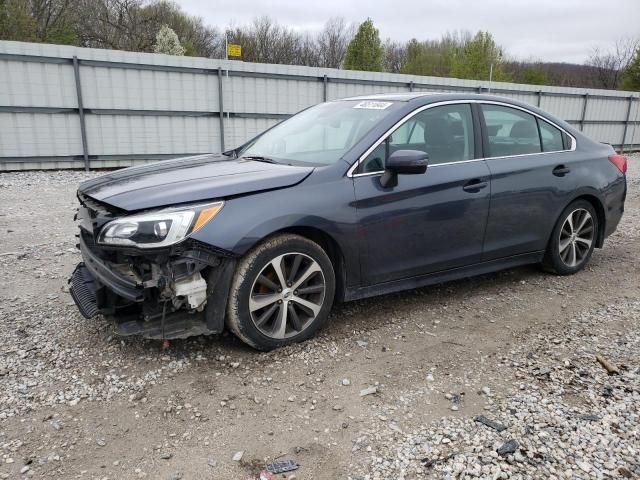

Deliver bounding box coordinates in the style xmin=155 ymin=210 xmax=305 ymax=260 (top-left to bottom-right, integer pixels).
xmin=543 ymin=200 xmax=598 ymax=275
xmin=226 ymin=234 xmax=336 ymax=350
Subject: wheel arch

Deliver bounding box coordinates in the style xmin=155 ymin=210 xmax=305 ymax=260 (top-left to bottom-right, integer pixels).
xmin=570 ymin=194 xmax=606 ymax=248
xmin=266 ymin=226 xmax=347 ymax=303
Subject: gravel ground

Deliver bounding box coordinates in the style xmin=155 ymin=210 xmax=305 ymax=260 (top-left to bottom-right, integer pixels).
xmin=0 ymin=155 xmax=638 ymax=480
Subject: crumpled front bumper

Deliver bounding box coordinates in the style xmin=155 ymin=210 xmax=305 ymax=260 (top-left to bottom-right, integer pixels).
xmin=68 ymin=233 xmax=236 ymax=339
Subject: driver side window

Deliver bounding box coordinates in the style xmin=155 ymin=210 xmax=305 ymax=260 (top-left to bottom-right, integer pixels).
xmin=358 ymin=103 xmax=474 ymax=174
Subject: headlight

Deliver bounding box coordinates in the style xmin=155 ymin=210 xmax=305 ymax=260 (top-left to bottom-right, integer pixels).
xmin=98 ymin=201 xmax=223 ymax=248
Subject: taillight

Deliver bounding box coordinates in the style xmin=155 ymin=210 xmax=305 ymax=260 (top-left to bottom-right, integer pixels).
xmin=608 ymin=154 xmax=627 ymax=174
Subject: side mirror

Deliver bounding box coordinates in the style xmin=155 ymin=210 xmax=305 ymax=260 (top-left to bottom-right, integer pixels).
xmin=380 ymin=150 xmax=428 ymax=188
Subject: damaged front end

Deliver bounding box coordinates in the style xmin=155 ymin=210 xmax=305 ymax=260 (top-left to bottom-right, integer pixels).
xmin=69 ymin=194 xmax=236 ymax=339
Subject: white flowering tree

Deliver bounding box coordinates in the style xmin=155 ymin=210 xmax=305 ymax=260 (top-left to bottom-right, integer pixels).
xmin=153 ymin=25 xmax=185 ymax=56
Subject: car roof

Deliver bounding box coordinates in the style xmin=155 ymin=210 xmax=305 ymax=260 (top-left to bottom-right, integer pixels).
xmin=339 ymin=92 xmax=525 ymax=106
xmin=341 ymin=92 xmax=445 ymax=102
xmin=333 ymin=92 xmax=579 ymax=138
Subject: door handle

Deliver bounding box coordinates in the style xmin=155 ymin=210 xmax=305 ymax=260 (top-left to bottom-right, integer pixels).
xmin=553 ymin=165 xmax=571 ymax=177
xmin=463 ymin=179 xmax=488 ymax=193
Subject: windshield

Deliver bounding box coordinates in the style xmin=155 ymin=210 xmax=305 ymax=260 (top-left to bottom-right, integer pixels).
xmin=239 ymin=100 xmax=400 ymax=165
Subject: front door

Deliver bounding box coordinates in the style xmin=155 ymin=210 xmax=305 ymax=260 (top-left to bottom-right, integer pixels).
xmin=352 ymin=103 xmax=491 ymax=285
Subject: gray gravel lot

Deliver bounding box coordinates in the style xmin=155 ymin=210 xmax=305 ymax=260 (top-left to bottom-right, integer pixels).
xmin=0 ymin=156 xmax=638 ymax=479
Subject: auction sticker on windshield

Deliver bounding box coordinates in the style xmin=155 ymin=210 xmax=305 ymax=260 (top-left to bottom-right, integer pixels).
xmin=353 ymin=100 xmax=393 ymax=110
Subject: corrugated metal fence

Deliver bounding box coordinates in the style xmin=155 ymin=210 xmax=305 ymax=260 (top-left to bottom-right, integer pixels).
xmin=1 ymin=40 xmax=639 ymax=171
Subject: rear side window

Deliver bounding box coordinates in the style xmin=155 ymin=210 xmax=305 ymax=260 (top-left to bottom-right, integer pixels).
xmin=481 ymin=105 xmax=541 ymax=157
xmin=538 ymin=118 xmax=566 ymax=152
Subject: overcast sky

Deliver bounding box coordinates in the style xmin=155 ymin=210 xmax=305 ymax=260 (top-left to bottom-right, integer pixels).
xmin=177 ymin=0 xmax=639 ymax=64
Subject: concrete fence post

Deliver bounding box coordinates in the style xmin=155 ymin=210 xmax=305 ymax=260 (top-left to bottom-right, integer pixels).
xmin=72 ymin=56 xmax=90 ymax=171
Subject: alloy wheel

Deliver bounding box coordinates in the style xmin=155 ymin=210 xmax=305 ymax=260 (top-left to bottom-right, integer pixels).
xmin=249 ymin=252 xmax=326 ymax=339
xmin=558 ymin=208 xmax=594 ymax=267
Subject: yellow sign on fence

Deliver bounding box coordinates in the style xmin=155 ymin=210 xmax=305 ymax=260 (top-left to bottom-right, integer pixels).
xmin=227 ymin=44 xmax=242 ymax=57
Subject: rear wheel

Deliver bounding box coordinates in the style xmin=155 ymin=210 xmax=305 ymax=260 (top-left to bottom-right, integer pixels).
xmin=226 ymin=234 xmax=335 ymax=350
xmin=543 ymin=200 xmax=598 ymax=275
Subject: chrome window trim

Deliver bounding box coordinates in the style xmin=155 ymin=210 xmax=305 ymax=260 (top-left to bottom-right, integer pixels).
xmin=347 ymin=99 xmax=577 ymax=178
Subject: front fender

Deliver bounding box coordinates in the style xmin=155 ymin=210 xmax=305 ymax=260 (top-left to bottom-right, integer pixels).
xmin=189 ymin=175 xmax=361 ymax=285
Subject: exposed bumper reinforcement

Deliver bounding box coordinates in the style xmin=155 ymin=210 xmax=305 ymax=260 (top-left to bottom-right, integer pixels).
xmin=79 ymin=234 xmax=144 ymax=302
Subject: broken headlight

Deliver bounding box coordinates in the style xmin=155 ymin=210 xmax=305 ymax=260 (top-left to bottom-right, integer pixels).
xmin=98 ymin=201 xmax=223 ymax=248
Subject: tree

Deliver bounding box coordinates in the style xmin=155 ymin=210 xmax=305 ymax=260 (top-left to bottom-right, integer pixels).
xmin=400 ymin=31 xmax=470 ymax=77
xmin=0 ymin=0 xmax=36 ymax=41
xmin=153 ymin=24 xmax=184 ymax=55
xmin=520 ymin=67 xmax=549 ymax=85
xmin=382 ymin=39 xmax=406 ymax=73
xmin=226 ymin=17 xmax=301 ymax=64
xmin=75 ymin=0 xmax=220 ymax=56
xmin=145 ymin=1 xmax=222 ymax=57
xmin=450 ymin=31 xmax=508 ymax=81
xmin=401 ymin=39 xmax=427 ymax=75
xmin=343 ymin=18 xmax=383 ymax=72
xmin=621 ymin=47 xmax=640 ymax=91
xmin=587 ymin=38 xmax=638 ymax=89
xmin=29 ymin=0 xmax=77 ymax=44
xmin=317 ymin=17 xmax=352 ymax=68
xmin=1 ymin=0 xmax=76 ymax=44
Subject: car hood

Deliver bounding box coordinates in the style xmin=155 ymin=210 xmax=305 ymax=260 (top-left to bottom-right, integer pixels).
xmin=78 ymin=154 xmax=315 ymax=211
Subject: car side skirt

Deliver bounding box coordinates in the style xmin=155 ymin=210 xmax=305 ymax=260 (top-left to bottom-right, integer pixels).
xmin=344 ymin=251 xmax=545 ymax=302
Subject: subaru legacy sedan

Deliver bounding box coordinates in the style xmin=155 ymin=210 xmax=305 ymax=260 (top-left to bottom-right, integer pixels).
xmin=69 ymin=93 xmax=627 ymax=350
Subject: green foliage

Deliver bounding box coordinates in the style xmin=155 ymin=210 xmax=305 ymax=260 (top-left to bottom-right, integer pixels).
xmin=621 ymin=48 xmax=640 ymax=91
xmin=344 ymin=18 xmax=383 ymax=72
xmin=521 ymin=67 xmax=549 ymax=85
xmin=400 ymin=33 xmax=468 ymax=77
xmin=43 ymin=25 xmax=76 ymax=45
xmin=450 ymin=31 xmax=509 ymax=81
xmin=0 ymin=0 xmax=36 ymax=41
xmin=401 ymin=39 xmax=428 ymax=75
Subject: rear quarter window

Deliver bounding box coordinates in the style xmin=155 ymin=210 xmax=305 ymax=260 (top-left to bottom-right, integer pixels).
xmin=538 ymin=118 xmax=566 ymax=152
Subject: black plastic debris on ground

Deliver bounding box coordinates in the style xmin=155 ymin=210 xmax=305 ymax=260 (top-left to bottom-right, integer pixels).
xmin=474 ymin=415 xmax=507 ymax=432
xmin=497 ymin=439 xmax=519 ymax=456
xmin=579 ymin=414 xmax=601 ymax=422
xmin=421 ymin=454 xmax=454 ymax=468
xmin=266 ymin=459 xmax=299 ymax=474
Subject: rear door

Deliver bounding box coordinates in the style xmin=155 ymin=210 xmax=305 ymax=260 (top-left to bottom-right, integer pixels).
xmin=352 ymin=102 xmax=491 ymax=285
xmin=479 ymin=103 xmax=577 ymax=260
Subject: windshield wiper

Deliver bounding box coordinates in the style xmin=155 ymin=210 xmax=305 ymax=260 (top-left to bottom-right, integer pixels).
xmin=243 ymin=155 xmax=279 ymax=164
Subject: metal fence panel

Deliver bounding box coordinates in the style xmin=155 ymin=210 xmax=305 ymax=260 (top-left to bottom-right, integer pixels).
xmin=0 ymin=39 xmax=638 ymax=170
xmin=0 ymin=59 xmax=77 ymax=108
xmin=85 ymin=114 xmax=220 ymax=156
xmin=80 ymin=66 xmax=220 ymax=112
xmin=224 ymin=117 xmax=280 ymax=149
xmin=0 ymin=112 xmax=81 ymax=156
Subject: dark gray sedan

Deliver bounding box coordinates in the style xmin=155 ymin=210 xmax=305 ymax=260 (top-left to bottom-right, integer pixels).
xmin=69 ymin=93 xmax=627 ymax=350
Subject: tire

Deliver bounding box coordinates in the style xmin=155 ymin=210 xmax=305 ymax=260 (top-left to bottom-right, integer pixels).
xmin=226 ymin=234 xmax=336 ymax=351
xmin=543 ymin=199 xmax=599 ymax=275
